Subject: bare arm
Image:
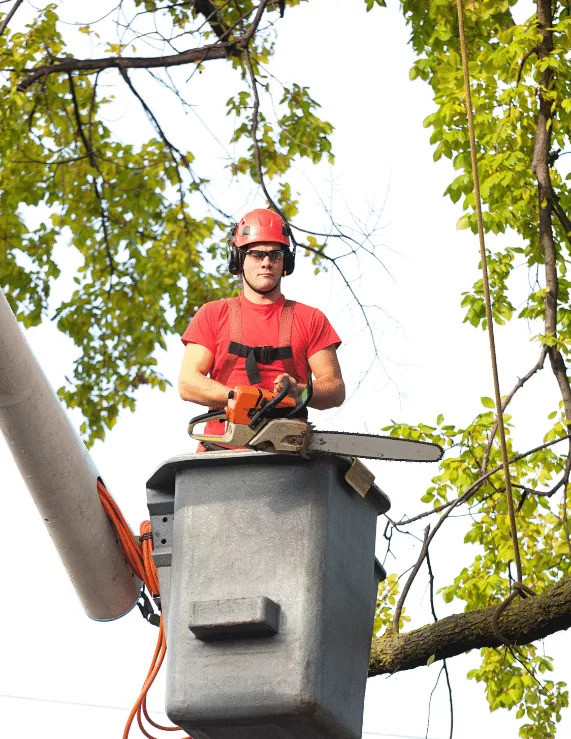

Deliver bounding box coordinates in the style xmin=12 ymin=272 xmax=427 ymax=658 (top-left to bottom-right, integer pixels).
xmin=274 ymin=346 xmax=345 ymax=410
xmin=178 ymin=343 xmax=231 ymax=409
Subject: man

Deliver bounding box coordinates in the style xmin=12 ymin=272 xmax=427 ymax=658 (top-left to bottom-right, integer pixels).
xmin=179 ymin=208 xmax=345 ymax=438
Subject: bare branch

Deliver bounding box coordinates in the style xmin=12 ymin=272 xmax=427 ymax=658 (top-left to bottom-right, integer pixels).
xmin=392 ymin=433 xmax=571 ymax=527
xmin=0 ymin=0 xmax=24 ymax=40
xmin=514 ymin=450 xmax=571 ymax=499
xmin=481 ymin=347 xmax=548 ymax=474
xmin=13 ymin=0 xmax=272 ymax=91
xmin=67 ymin=73 xmax=96 ymax=168
xmin=551 ymin=192 xmax=571 ymax=247
xmin=427 ymin=550 xmax=454 ymax=738
xmin=241 ymin=0 xmax=269 ymax=45
xmin=425 ymin=665 xmax=444 ymax=739
xmin=442 ymin=661 xmax=454 ymax=739
xmin=392 ymin=525 xmax=430 ymax=633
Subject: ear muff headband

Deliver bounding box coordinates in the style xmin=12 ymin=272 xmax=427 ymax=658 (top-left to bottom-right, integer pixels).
xmin=227 ymin=222 xmax=296 ymax=276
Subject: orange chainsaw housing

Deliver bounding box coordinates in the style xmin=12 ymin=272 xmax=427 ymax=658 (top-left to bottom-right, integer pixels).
xmin=226 ymin=385 xmax=296 ymax=426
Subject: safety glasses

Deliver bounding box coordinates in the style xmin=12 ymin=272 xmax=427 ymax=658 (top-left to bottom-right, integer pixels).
xmin=245 ymin=249 xmax=285 ymax=263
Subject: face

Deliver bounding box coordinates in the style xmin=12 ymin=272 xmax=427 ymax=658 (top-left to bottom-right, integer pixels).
xmin=242 ymin=242 xmax=285 ymax=293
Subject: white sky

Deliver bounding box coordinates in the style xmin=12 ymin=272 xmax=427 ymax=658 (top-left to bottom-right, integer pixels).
xmin=1 ymin=1 xmax=569 ymax=738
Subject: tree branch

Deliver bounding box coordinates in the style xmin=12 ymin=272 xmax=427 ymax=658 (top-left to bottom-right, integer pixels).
xmin=531 ymin=0 xmax=571 ymax=426
xmin=392 ymin=432 xmax=571 ymax=528
xmin=0 ymin=0 xmax=23 ymax=40
xmin=15 ymin=41 xmax=233 ymax=91
xmin=194 ymin=0 xmax=229 ymax=41
xmin=67 ymin=73 xmax=96 ymax=168
xmin=15 ymin=0 xmax=271 ymax=91
xmin=392 ymin=525 xmax=430 ymax=633
xmin=481 ymin=347 xmax=548 ymax=474
xmin=551 ymin=191 xmax=571 ymax=247
xmin=368 ymin=573 xmax=571 ymax=676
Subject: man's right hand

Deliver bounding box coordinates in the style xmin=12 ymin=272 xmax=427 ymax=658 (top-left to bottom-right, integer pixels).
xmin=273 ymin=373 xmax=304 ymax=403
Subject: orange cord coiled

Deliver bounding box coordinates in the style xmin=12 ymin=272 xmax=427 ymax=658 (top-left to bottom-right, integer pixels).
xmin=97 ymin=480 xmax=190 ymax=739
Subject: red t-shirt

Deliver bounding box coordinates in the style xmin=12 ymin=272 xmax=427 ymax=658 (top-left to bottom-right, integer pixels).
xmin=181 ymin=294 xmax=341 ymax=436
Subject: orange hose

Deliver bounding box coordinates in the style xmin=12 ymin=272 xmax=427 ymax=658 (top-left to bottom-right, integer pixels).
xmin=97 ymin=481 xmax=191 ymax=738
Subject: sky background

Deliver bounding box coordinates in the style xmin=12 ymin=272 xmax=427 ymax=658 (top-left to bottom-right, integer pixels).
xmin=1 ymin=0 xmax=569 ymax=738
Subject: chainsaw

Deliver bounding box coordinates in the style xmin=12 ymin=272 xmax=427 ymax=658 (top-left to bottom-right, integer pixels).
xmin=188 ymin=377 xmax=443 ymax=463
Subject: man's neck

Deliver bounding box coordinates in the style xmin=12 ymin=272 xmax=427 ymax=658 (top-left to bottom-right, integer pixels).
xmin=242 ymin=282 xmax=283 ymax=305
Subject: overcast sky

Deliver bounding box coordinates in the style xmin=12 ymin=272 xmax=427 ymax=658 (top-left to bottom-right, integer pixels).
xmin=2 ymin=1 xmax=569 ymax=738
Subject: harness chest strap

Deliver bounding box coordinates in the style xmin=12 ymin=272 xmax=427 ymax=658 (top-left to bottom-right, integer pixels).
xmin=217 ymin=297 xmax=298 ymax=386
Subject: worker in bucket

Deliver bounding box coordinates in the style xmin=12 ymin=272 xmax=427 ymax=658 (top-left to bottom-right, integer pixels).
xmin=178 ymin=208 xmax=345 ymax=439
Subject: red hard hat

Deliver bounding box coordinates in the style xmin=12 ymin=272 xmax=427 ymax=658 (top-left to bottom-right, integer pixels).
xmin=233 ymin=209 xmax=290 ymax=249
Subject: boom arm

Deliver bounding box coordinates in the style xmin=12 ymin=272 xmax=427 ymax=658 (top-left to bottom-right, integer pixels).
xmin=0 ymin=288 xmax=139 ymax=620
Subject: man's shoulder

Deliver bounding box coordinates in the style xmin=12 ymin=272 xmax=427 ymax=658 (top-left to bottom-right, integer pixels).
xmin=288 ymin=300 xmax=328 ymax=320
xmin=197 ymin=297 xmax=234 ymax=316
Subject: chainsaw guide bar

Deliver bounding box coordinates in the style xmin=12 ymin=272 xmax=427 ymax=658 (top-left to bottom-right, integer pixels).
xmin=307 ymin=430 xmax=443 ymax=463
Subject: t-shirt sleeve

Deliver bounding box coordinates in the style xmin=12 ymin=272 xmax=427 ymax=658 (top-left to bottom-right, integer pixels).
xmin=181 ymin=303 xmax=217 ymax=352
xmin=306 ymin=309 xmax=341 ymax=358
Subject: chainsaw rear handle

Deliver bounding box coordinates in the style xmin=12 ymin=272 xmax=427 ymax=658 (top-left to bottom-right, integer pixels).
xmin=188 ymin=374 xmax=312 ymax=438
xmin=248 ymin=378 xmax=291 ymax=429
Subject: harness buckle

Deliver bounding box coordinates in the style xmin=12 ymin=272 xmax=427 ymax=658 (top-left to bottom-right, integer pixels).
xmin=256 ymin=345 xmax=274 ymax=365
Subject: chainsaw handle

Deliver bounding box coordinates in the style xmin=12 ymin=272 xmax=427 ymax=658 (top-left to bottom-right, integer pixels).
xmin=248 ymin=377 xmax=291 ymax=429
xmin=287 ymin=374 xmax=313 ymax=417
xmin=187 ymin=409 xmax=227 ymax=440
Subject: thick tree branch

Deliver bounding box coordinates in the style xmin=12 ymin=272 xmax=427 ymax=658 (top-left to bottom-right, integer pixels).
xmin=368 ymin=573 xmax=571 ymax=676
xmin=16 ymin=41 xmax=233 ymax=91
xmin=531 ymin=0 xmax=571 ymax=426
xmin=194 ymin=0 xmax=229 ymax=41
xmin=15 ymin=0 xmax=270 ymax=92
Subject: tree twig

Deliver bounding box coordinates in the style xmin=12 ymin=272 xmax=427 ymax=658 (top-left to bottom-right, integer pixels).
xmin=425 ymin=665 xmax=444 ymax=739
xmin=393 ymin=525 xmax=430 ymax=633
xmin=481 ymin=347 xmax=547 ymax=475
xmin=442 ymin=660 xmax=454 ymax=739
xmin=394 ymin=433 xmax=571 ymax=527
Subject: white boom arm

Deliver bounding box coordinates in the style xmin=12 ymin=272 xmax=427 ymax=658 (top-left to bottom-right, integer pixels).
xmin=0 ymin=288 xmax=138 ymax=620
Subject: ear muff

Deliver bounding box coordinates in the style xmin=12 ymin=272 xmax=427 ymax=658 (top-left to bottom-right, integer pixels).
xmin=283 ymin=247 xmax=295 ymax=276
xmin=282 ymin=223 xmax=295 ymax=275
xmin=227 ymin=224 xmax=244 ymax=275
xmin=228 ymin=246 xmax=244 ymax=275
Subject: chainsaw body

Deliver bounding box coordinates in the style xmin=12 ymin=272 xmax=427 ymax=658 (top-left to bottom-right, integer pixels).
xmin=188 ymin=379 xmax=311 ymax=454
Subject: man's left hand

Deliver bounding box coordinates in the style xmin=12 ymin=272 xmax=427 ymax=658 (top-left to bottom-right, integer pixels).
xmin=273 ymin=373 xmax=304 ymax=402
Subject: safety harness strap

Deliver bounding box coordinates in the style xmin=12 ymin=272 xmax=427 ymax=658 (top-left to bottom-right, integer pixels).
xmin=217 ymin=297 xmax=298 ymax=386
xmin=279 ymin=299 xmax=297 ymax=379
xmin=217 ymin=298 xmax=242 ymax=386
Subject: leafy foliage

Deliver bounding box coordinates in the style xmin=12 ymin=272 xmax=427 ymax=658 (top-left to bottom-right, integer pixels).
xmin=366 ymin=0 xmax=571 ymax=734
xmin=5 ymin=0 xmax=571 ymax=734
xmin=0 ymin=0 xmax=333 ymax=444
